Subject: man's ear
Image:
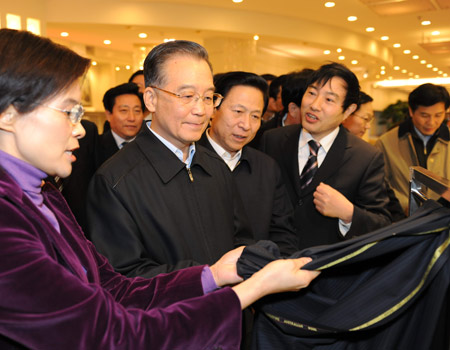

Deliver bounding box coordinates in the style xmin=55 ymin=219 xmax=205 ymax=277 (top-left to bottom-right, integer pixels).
xmin=144 ymin=87 xmax=157 ymax=113
xmin=288 ymin=102 xmax=299 ymax=117
xmin=342 ymin=103 xmax=357 ymax=121
xmin=408 ymin=107 xmax=414 ymax=118
xmin=0 ymin=105 xmax=18 ymax=132
xmin=105 ymin=110 xmax=112 ymax=122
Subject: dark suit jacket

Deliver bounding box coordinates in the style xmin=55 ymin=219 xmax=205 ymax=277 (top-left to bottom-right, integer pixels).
xmin=198 ymin=133 xmax=298 ymax=255
xmin=61 ymin=120 xmax=99 ymax=233
xmin=260 ymin=124 xmax=391 ymax=249
xmin=87 ymin=125 xmax=254 ymax=278
xmin=97 ymin=130 xmax=119 ymax=167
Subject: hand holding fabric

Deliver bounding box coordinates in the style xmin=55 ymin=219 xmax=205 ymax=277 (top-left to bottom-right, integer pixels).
xmin=210 ymin=246 xmax=245 ymax=287
xmin=232 ymin=257 xmax=320 ymax=309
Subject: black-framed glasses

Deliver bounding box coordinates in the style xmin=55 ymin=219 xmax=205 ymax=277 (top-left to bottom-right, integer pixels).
xmin=150 ymin=86 xmax=223 ymax=108
xmin=40 ymin=103 xmax=85 ymax=124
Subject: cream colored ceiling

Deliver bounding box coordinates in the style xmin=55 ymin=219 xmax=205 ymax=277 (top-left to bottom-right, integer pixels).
xmin=44 ymin=0 xmax=450 ymax=84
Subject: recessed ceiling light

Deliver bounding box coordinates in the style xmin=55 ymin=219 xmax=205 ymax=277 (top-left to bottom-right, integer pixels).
xmin=394 ymin=66 xmax=400 ymax=70
xmin=426 ymin=64 xmax=433 ymax=68
xmin=103 ymin=39 xmax=111 ymax=45
xmin=408 ymin=72 xmax=414 ymax=76
xmin=439 ymin=71 xmax=443 ymax=74
xmin=324 ymin=2 xmax=335 ymax=8
xmin=60 ymin=32 xmax=69 ymax=37
xmin=126 ymin=65 xmax=131 ymax=70
xmin=91 ymin=61 xmax=97 ymax=66
xmin=363 ymin=72 xmax=368 ymax=79
xmin=420 ymin=60 xmax=426 ymax=64
xmin=351 ymin=60 xmax=358 ymax=65
xmin=348 ymin=16 xmax=357 ymax=22
xmin=403 ymin=50 xmax=411 ymax=54
xmin=421 ymin=20 xmax=431 ymax=26
xmin=381 ymin=36 xmax=389 ymax=41
xmin=338 ymin=56 xmax=345 ymax=60
xmin=115 ymin=66 xmax=120 ymax=71
xmin=253 ymin=35 xmax=259 ymax=41
xmin=401 ymin=69 xmax=407 ymax=73
xmin=432 ymin=31 xmax=440 ymax=36
xmin=376 ymin=74 xmax=380 ymax=79
xmin=412 ymin=55 xmax=419 ymax=60
xmin=381 ymin=66 xmax=386 ymax=70
xmin=337 ymin=48 xmax=342 ymax=53
xmin=380 ymin=70 xmax=386 ymax=75
xmin=433 ymin=67 xmax=438 ymax=71
xmin=138 ymin=33 xmax=147 ymax=39
xmin=324 ymin=50 xmax=331 ymax=55
xmin=164 ymin=38 xmax=176 ymax=42
xmin=140 ymin=47 xmax=146 ymax=51
xmin=415 ymin=75 xmax=420 ymax=79
xmin=232 ymin=0 xmax=243 ymax=3
xmin=444 ymin=73 xmax=448 ymax=77
xmin=366 ymin=27 xmax=375 ymax=32
xmin=393 ymin=43 xmax=401 ymax=48
xmin=388 ymin=76 xmax=393 ymax=80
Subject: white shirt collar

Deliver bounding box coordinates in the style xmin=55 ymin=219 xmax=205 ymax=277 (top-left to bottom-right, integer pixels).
xmin=147 ymin=121 xmax=196 ymax=166
xmin=111 ymin=130 xmax=136 ymax=149
xmin=206 ymin=129 xmax=241 ymax=171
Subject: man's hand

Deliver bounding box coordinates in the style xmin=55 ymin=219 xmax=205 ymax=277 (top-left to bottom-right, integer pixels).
xmin=313 ymin=182 xmax=354 ymax=223
xmin=210 ymin=246 xmax=245 ymax=287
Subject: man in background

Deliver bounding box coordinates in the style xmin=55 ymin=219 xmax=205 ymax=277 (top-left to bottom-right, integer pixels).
xmin=98 ymin=82 xmax=144 ymax=166
xmin=376 ymin=83 xmax=450 ymax=212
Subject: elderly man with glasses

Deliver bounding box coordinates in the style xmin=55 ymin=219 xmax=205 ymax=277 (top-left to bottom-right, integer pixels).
xmin=87 ymin=40 xmax=254 ymax=279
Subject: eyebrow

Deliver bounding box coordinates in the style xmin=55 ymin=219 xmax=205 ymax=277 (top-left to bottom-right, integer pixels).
xmin=177 ymin=84 xmax=215 ymax=92
xmin=309 ymin=84 xmax=340 ymax=99
xmin=231 ymin=103 xmax=262 ymax=113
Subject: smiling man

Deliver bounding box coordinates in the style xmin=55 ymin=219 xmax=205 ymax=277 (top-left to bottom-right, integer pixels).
xmin=376 ymin=83 xmax=450 ymax=212
xmin=98 ymin=83 xmax=144 ymax=165
xmin=197 ymin=71 xmax=298 ymax=255
xmin=261 ymin=62 xmax=391 ymax=249
xmin=87 ymin=41 xmax=253 ymax=278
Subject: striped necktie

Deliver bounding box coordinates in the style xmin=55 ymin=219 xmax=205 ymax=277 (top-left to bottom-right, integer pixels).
xmin=300 ymin=140 xmax=321 ymax=190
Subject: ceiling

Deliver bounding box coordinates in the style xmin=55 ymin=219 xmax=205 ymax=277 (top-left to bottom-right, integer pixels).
xmin=45 ymin=0 xmax=450 ymax=87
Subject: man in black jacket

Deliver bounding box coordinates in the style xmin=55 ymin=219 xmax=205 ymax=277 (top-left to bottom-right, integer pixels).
xmin=87 ymin=41 xmax=253 ymax=278
xmin=198 ymin=71 xmax=298 ymax=255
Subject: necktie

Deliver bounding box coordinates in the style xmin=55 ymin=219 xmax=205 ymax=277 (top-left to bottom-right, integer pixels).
xmin=300 ymin=140 xmax=320 ymax=190
xmin=120 ymin=141 xmax=129 ymax=149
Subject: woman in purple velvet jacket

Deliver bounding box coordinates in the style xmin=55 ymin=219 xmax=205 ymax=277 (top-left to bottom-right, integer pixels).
xmin=0 ymin=29 xmax=319 ymax=350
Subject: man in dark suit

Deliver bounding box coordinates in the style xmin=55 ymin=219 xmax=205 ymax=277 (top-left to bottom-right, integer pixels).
xmin=87 ymin=40 xmax=253 ymax=279
xmin=98 ymin=82 xmax=144 ymax=166
xmin=261 ymin=62 xmax=391 ymax=250
xmin=198 ymin=71 xmax=298 ymax=255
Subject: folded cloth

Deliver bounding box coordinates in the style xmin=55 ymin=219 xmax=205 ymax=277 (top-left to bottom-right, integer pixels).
xmin=237 ymin=200 xmax=450 ymax=350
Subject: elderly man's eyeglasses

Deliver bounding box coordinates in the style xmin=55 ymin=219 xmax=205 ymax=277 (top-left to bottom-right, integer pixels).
xmin=150 ymin=86 xmax=223 ymax=108
xmin=40 ymin=103 xmax=85 ymax=124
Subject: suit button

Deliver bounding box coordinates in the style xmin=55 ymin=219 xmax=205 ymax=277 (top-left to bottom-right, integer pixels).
xmin=298 ymin=199 xmax=303 ymax=206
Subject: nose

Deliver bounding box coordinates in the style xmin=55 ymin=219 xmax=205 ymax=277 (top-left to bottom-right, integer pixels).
xmin=191 ymin=96 xmax=207 ymax=116
xmin=309 ymin=95 xmax=321 ymax=111
xmin=239 ymin=114 xmax=251 ymax=131
xmin=73 ymin=121 xmax=86 ymax=139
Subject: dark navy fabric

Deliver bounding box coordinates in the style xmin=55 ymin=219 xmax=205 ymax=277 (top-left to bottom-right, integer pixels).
xmin=237 ymin=200 xmax=450 ymax=349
